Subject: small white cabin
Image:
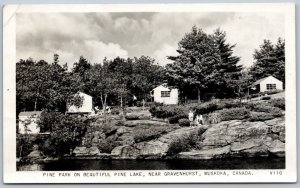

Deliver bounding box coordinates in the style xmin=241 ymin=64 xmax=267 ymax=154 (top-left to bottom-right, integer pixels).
xmin=18 ymin=111 xmax=42 ymax=134
xmin=251 ymin=75 xmax=283 ymax=92
xmin=151 ymin=84 xmax=179 ymax=105
xmin=67 ymin=92 xmax=93 ymax=114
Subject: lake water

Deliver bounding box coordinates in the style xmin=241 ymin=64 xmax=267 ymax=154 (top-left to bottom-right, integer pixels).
xmin=18 ymin=158 xmax=285 ymax=171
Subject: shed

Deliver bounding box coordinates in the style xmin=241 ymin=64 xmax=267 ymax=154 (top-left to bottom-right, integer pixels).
xmin=250 ymin=75 xmax=283 ymax=92
xmin=151 ymin=83 xmax=179 ymax=105
xmin=67 ymin=92 xmax=93 ymax=114
xmin=18 ymin=111 xmax=42 ymax=134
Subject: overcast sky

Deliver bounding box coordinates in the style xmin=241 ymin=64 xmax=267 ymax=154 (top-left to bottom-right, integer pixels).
xmin=16 ymin=12 xmax=284 ymax=68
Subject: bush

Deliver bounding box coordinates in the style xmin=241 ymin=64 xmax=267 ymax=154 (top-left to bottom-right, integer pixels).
xmin=261 ymin=96 xmax=271 ymax=100
xmin=251 ymin=105 xmax=283 ymax=116
xmin=261 ymin=89 xmax=282 ymax=95
xmin=36 ymin=111 xmax=88 ymax=157
xmin=149 ymin=105 xmax=185 ymax=119
xmin=206 ymin=112 xmax=222 ymax=124
xmin=193 ymin=102 xmax=219 ymax=115
xmin=111 ymin=109 xmax=120 ymax=115
xmin=249 ymin=112 xmax=274 ymax=121
xmin=115 ymin=120 xmax=125 ymax=126
xmin=191 ymin=99 xmax=243 ymax=116
xmin=178 ymin=118 xmax=190 ymax=127
xmin=97 ymin=135 xmax=119 ymax=153
xmin=250 ymin=93 xmax=261 ymax=98
xmin=220 ymin=107 xmax=250 ymax=121
xmin=125 ymin=114 xmax=140 ymax=120
xmin=269 ymin=98 xmax=285 ymax=110
xmin=169 ymin=114 xmax=187 ymax=124
xmin=167 ymin=129 xmax=204 ymax=155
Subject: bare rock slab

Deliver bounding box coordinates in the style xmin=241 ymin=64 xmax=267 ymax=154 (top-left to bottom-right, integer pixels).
xmin=176 ymin=145 xmax=231 ymax=160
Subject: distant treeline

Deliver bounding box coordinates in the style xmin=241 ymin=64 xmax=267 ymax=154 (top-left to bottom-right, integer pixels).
xmin=16 ymin=26 xmax=285 ymax=113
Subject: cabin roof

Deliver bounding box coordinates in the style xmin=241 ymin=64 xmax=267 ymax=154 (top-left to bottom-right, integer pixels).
xmin=251 ymin=75 xmax=281 ymax=87
xmin=19 ymin=111 xmax=42 ymax=117
xmin=152 ymin=83 xmax=177 ymax=91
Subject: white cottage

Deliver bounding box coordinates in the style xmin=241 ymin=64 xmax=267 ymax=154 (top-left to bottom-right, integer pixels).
xmin=67 ymin=92 xmax=93 ymax=114
xmin=251 ymin=75 xmax=283 ymax=92
xmin=18 ymin=111 xmax=42 ymax=134
xmin=151 ymin=84 xmax=179 ymax=105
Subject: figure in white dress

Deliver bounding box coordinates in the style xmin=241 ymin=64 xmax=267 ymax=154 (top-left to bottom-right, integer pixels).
xmin=188 ymin=110 xmax=194 ymax=127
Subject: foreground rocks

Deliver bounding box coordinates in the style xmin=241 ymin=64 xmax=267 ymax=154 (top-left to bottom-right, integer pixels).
xmin=175 ymin=117 xmax=285 ymax=159
xmin=72 ymin=117 xmax=285 ymax=160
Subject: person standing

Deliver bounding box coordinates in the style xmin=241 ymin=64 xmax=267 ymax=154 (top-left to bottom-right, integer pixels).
xmin=188 ymin=110 xmax=194 ymax=126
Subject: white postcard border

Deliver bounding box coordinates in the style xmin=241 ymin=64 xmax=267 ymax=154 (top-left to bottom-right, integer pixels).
xmin=3 ymin=3 xmax=297 ymax=183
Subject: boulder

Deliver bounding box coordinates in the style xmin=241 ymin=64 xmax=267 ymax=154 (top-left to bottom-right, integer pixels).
xmin=176 ymin=145 xmax=231 ymax=160
xmin=89 ymin=146 xmax=100 ymax=155
xmin=268 ymin=139 xmax=285 ymax=157
xmin=231 ymin=139 xmax=262 ymax=152
xmin=135 ymin=141 xmax=169 ymax=156
xmin=27 ymin=150 xmax=43 ymax=158
xmin=271 ymin=124 xmax=285 ymax=134
xmin=239 ymin=145 xmax=269 ymax=158
xmin=264 ymin=118 xmax=285 ymax=126
xmin=73 ymin=147 xmax=89 ymax=156
xmin=279 ymin=132 xmax=285 ymax=143
xmin=111 ymin=145 xmax=139 ymax=159
xmin=116 ymin=127 xmax=130 ymax=136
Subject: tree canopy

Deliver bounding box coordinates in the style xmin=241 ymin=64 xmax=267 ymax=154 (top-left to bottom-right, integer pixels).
xmin=248 ymin=38 xmax=285 ymax=83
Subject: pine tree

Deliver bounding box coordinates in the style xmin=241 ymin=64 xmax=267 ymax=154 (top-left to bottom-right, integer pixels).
xmin=212 ymin=28 xmax=243 ymax=98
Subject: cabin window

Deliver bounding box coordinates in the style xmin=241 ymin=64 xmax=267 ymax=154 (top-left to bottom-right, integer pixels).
xmin=161 ymin=91 xmax=171 ymax=97
xmin=266 ymin=84 xmax=276 ymax=90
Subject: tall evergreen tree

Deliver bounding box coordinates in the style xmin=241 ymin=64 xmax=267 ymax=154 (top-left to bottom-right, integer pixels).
xmin=212 ymin=28 xmax=243 ymax=98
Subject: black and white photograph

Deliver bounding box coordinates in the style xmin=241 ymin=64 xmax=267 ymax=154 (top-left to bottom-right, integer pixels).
xmin=3 ymin=3 xmax=296 ymax=183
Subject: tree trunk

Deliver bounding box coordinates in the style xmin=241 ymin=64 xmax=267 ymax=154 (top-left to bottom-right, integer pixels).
xmin=142 ymin=99 xmax=145 ymax=111
xmin=197 ymin=88 xmax=201 ymax=102
xmin=34 ymin=97 xmax=38 ymax=111
xmin=120 ymin=95 xmax=123 ymax=108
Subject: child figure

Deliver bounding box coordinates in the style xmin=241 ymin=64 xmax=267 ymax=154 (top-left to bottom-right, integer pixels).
xmin=195 ymin=114 xmax=204 ymax=126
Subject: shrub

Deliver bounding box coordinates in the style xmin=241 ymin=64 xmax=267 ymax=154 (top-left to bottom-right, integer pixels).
xmin=250 ymin=93 xmax=261 ymax=98
xmin=97 ymin=135 xmax=119 ymax=153
xmin=178 ymin=118 xmax=190 ymax=127
xmin=206 ymin=112 xmax=222 ymax=124
xmin=193 ymin=102 xmax=219 ymax=115
xmin=149 ymin=105 xmax=185 ymax=119
xmin=36 ymin=111 xmax=88 ymax=157
xmin=191 ymin=99 xmax=243 ymax=116
xmin=169 ymin=114 xmax=187 ymax=124
xmin=261 ymin=89 xmax=282 ymax=95
xmin=167 ymin=129 xmax=204 ymax=155
xmin=220 ymin=107 xmax=250 ymax=121
xmin=250 ymin=104 xmax=283 ymax=117
xmin=111 ymin=109 xmax=120 ymax=115
xmin=125 ymin=114 xmax=139 ymax=120
xmin=269 ymin=98 xmax=285 ymax=110
xmin=249 ymin=112 xmax=274 ymax=121
xmin=261 ymin=96 xmax=271 ymax=100
xmin=115 ymin=120 xmax=125 ymax=126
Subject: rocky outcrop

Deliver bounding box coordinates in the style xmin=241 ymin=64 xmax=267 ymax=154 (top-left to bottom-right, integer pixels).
xmin=111 ymin=145 xmax=139 ymax=159
xmin=176 ymin=146 xmax=231 ymax=160
xmin=74 ymin=116 xmax=285 ymax=160
xmin=73 ymin=146 xmax=100 ymax=156
xmin=112 ymin=127 xmax=201 ymax=159
xmin=176 ymin=117 xmax=285 ymax=159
